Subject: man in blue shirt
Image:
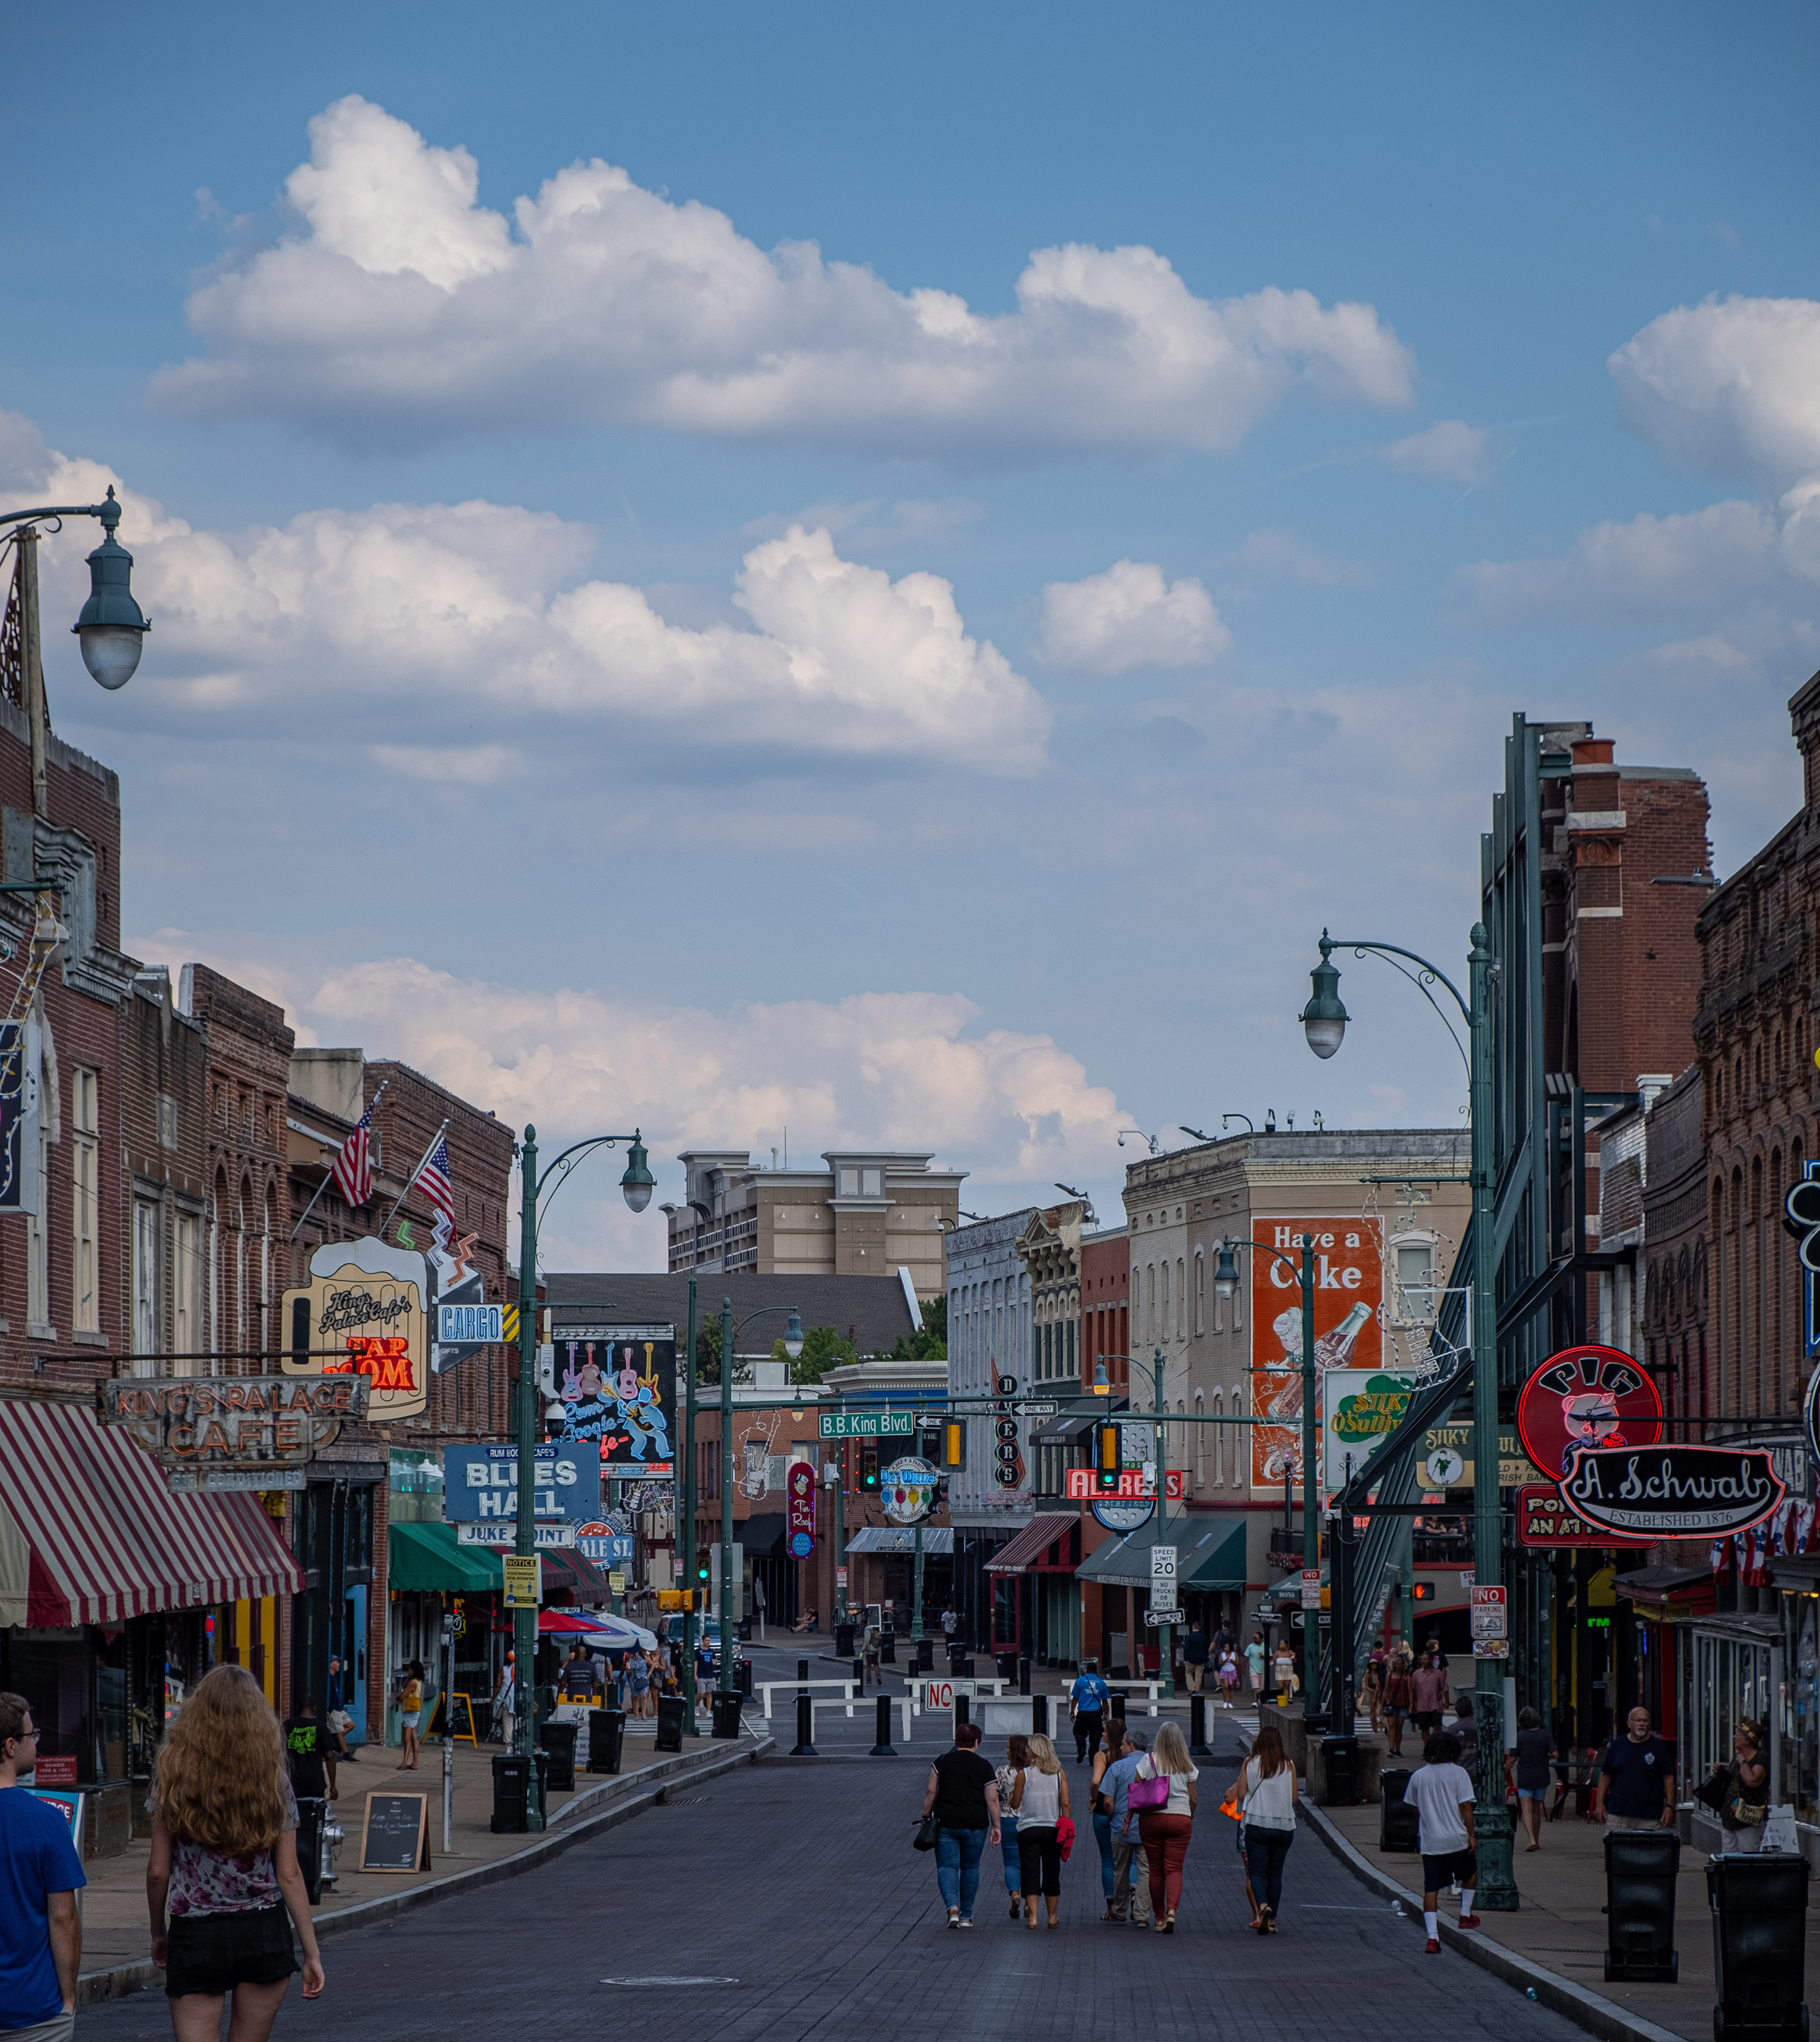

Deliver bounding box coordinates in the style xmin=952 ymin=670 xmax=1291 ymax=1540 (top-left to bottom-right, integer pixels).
xmin=0 ymin=1692 xmax=86 ymax=2042
xmin=1069 ymin=1657 xmax=1111 ymax=1763
xmin=1593 ymin=1706 xmax=1677 ymax=1830
xmin=1103 ymin=1728 xmax=1151 ymax=1925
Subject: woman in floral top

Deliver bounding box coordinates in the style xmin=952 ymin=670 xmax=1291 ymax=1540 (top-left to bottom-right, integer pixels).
xmin=146 ymin=1665 xmax=325 ymax=2037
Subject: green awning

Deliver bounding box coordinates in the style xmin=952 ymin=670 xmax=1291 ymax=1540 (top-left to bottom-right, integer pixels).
xmin=1079 ymin=1517 xmax=1248 ymax=1591
xmin=388 ymin=1520 xmax=502 ymax=1594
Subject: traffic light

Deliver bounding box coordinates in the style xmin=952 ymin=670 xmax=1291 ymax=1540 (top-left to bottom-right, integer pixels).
xmin=941 ymin=1419 xmax=966 ymax=1470
xmin=1411 ymin=1580 xmax=1435 ymax=1604
xmin=1093 ymin=1421 xmax=1122 ymax=1494
xmin=860 ymin=1444 xmax=881 ymax=1491
xmin=696 ymin=1554 xmax=711 ymax=1587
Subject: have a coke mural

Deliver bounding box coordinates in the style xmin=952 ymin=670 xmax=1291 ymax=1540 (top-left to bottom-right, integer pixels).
xmin=1250 ymin=1218 xmax=1381 ymax=1495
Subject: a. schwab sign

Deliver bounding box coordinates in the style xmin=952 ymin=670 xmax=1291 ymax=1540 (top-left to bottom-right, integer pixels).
xmin=1560 ymin=1444 xmax=1786 ymax=1538
xmin=442 ymin=1444 xmax=601 ymax=1523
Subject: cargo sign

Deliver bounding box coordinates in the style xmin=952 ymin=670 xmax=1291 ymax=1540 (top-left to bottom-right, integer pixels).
xmin=1560 ymin=1445 xmax=1787 ymax=1538
xmin=1516 ymin=1485 xmax=1652 ymax=1548
xmin=101 ymin=1374 xmax=370 ymax=1470
xmin=819 ymin=1412 xmax=915 ymax=1438
xmin=442 ymin=1444 xmax=601 ymax=1522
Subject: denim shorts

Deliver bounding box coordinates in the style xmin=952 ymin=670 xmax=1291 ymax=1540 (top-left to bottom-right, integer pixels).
xmin=166 ymin=1905 xmax=297 ymax=1998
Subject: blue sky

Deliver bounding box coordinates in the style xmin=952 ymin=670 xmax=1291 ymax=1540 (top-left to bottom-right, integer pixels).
xmin=4 ymin=3 xmax=1817 ymax=1262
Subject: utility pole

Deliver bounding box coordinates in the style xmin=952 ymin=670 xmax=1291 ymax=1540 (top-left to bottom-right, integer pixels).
xmin=681 ymin=1276 xmax=698 ymax=1723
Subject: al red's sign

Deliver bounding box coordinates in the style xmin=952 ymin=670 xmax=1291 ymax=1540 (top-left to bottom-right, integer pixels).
xmin=1516 ymin=1344 xmax=1663 ymax=1481
xmin=1064 ymin=1468 xmax=1185 ymax=1501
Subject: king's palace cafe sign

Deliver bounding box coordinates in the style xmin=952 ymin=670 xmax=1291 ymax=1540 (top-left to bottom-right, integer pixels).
xmin=101 ymin=1374 xmax=372 ymax=1492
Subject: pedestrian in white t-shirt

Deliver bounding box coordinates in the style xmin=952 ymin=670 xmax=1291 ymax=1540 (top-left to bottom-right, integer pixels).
xmin=1403 ymin=1732 xmax=1479 ymax=1950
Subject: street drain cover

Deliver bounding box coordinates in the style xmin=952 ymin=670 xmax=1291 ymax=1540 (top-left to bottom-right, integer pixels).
xmin=600 ymin=1977 xmax=736 ymax=1987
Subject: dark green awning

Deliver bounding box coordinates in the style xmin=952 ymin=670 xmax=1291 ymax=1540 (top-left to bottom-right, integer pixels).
xmin=1079 ymin=1517 xmax=1248 ymax=1591
xmin=388 ymin=1520 xmax=502 ymax=1594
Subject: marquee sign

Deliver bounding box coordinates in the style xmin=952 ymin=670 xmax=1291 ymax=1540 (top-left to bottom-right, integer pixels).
xmin=1515 ymin=1482 xmax=1652 ymax=1549
xmin=1516 ymin=1344 xmax=1664 ymax=1480
xmin=549 ymin=1326 xmax=676 ymax=1476
xmin=101 ymin=1374 xmax=369 ymax=1474
xmin=1560 ymin=1445 xmax=1787 ymax=1539
xmin=282 ymin=1236 xmax=429 ymax=1421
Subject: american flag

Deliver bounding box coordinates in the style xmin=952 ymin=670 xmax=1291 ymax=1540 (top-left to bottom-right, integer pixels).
xmin=414 ymin=1133 xmax=457 ymax=1248
xmin=330 ymin=1099 xmax=375 ymax=1208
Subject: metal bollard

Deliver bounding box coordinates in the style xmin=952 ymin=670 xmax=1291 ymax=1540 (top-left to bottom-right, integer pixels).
xmin=1032 ymin=1693 xmax=1049 ymax=1736
xmin=956 ymin=1692 xmax=971 ymax=1730
xmin=1190 ymin=1691 xmax=1211 ymax=1757
xmin=791 ymin=1692 xmax=817 ymax=1756
xmin=798 ymin=1657 xmax=809 ymax=1691
xmin=854 ymin=1655 xmax=865 ymax=1691
xmin=1111 ymin=1689 xmax=1126 ymax=1722
xmin=1018 ymin=1657 xmax=1031 ymax=1696
xmin=871 ymin=1694 xmax=897 ymax=1757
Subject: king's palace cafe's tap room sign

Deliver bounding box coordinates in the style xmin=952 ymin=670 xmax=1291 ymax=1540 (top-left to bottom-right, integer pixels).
xmin=282 ymin=1235 xmax=429 ymax=1421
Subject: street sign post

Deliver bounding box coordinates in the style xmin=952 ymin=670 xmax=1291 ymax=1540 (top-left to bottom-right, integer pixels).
xmin=1470 ymin=1584 xmax=1508 ymax=1649
xmin=1301 ymin=1568 xmax=1322 ymax=1611
xmin=1150 ymin=1544 xmax=1177 ymax=1591
xmin=819 ymin=1412 xmax=915 ymax=1439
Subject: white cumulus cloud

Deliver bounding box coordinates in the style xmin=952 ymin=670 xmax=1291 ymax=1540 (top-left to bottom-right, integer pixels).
xmin=4 ymin=412 xmax=1047 ymax=773
xmin=1385 ymin=419 xmax=1491 ymax=485
xmin=1610 ymin=295 xmax=1820 ymax=491
xmin=152 ymin=95 xmax=1416 ymax=456
xmin=1034 ymin=560 xmax=1229 ymax=675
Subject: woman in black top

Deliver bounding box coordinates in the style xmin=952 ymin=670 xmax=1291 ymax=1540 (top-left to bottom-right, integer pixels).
xmin=919 ymin=1721 xmax=1001 ymax=1929
xmin=1510 ymin=1705 xmax=1553 ymax=1852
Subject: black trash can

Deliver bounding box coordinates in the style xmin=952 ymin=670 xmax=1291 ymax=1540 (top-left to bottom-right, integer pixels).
xmin=836 ymin=1622 xmax=856 ymax=1659
xmin=711 ymin=1692 xmax=744 ymax=1740
xmin=491 ymin=1752 xmax=531 ymax=1834
xmin=1604 ymin=1828 xmax=1678 ymax=1983
xmin=587 ymin=1708 xmax=625 ymax=1774
xmin=915 ymin=1637 xmax=935 ymax=1674
xmin=737 ymin=1618 xmax=753 ymax=1642
xmin=295 ymin=1796 xmax=325 ymax=1905
xmin=1379 ymin=1767 xmax=1421 ymax=1853
xmin=1032 ymin=1693 xmax=1050 ymax=1736
xmin=542 ymin=1719 xmax=578 ymax=1794
xmin=880 ymin=1628 xmax=897 ymax=1664
xmin=996 ymin=1651 xmax=1018 ymax=1685
xmin=1322 ymin=1735 xmax=1358 ymax=1807
xmin=1709 ymin=1849 xmax=1808 ymax=2039
xmin=655 ymin=1694 xmax=686 ymax=1752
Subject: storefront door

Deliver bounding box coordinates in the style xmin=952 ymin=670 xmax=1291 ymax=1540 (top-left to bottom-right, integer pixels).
xmin=342 ymin=1587 xmax=368 ymax=1746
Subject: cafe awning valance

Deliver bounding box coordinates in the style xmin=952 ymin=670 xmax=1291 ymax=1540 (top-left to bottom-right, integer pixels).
xmin=0 ymin=1396 xmax=303 ymax=1624
xmin=984 ymin=1513 xmax=1079 ymax=1573
xmin=387 ymin=1520 xmax=502 ymax=1594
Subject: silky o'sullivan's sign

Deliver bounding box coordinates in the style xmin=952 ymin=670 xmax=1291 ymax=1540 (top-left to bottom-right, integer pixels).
xmin=1561 ymin=1444 xmax=1787 ymax=1539
xmin=101 ymin=1374 xmax=370 ymax=1470
xmin=282 ymin=1235 xmax=429 ymax=1421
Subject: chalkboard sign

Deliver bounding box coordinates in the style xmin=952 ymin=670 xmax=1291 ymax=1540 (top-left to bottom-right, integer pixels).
xmin=423 ymin=1691 xmax=478 ymax=1745
xmin=359 ymin=1791 xmax=431 ymax=1872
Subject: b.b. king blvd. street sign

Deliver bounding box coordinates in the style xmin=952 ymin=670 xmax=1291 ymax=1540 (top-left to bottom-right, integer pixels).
xmin=819 ymin=1412 xmax=914 ymax=1438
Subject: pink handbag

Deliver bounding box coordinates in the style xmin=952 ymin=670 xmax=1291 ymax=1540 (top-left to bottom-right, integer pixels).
xmin=1128 ymin=1768 xmax=1171 ymax=1811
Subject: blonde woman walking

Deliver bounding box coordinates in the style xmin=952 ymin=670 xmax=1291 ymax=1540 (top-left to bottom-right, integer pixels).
xmin=146 ymin=1664 xmax=325 ymax=2041
xmin=1009 ymin=1733 xmax=1071 ymax=1929
xmin=1129 ymin=1719 xmax=1198 ymax=1932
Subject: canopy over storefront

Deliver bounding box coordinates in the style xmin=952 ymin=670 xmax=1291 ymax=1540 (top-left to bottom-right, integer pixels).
xmin=0 ymin=1397 xmax=302 ymax=1624
xmin=845 ymin=1526 xmax=955 ymax=1555
xmin=984 ymin=1513 xmax=1077 ymax=1574
xmin=387 ymin=1520 xmax=502 ymax=1595
xmin=1077 ymin=1517 xmax=1247 ymax=1591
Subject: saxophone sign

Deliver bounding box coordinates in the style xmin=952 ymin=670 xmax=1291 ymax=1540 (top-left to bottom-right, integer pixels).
xmin=1250 ymin=1218 xmax=1382 ymax=1495
xmin=1560 ymin=1445 xmax=1786 ymax=1539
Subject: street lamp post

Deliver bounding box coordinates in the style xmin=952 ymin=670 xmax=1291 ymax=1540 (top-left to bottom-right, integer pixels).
xmin=513 ymin=1123 xmax=655 ymax=1830
xmin=1212 ymin=1237 xmax=1320 ymax=1723
xmin=715 ymin=1298 xmax=804 ymax=1730
xmin=1300 ymin=924 xmax=1516 ymax=1911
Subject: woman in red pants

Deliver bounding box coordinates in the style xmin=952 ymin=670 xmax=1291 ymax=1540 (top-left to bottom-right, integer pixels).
xmin=1129 ymin=1719 xmax=1199 ymax=1930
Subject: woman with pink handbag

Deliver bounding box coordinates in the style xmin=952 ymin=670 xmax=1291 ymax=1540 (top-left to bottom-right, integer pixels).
xmin=1128 ymin=1719 xmax=1199 ymax=1931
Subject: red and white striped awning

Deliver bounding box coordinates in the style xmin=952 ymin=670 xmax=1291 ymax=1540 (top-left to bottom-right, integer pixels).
xmin=0 ymin=1397 xmax=304 ymax=1625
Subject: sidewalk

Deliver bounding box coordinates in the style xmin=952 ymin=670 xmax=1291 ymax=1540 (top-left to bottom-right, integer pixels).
xmin=76 ymin=1722 xmax=770 ymax=2004
xmin=1309 ymin=1749 xmax=1820 ymax=2042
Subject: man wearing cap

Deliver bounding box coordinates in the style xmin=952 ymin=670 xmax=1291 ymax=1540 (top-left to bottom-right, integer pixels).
xmin=1069 ymin=1657 xmax=1111 ymax=1764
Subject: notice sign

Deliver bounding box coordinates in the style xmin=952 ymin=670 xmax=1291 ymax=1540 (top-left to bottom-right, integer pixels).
xmin=1469 ymin=1585 xmax=1508 ymax=1642
xmin=359 ymin=1791 xmax=431 ymax=1872
xmin=1301 ymin=1568 xmax=1322 ymax=1611
xmin=502 ymin=1555 xmax=542 ymax=1608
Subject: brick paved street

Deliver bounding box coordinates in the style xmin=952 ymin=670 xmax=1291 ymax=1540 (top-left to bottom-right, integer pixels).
xmin=78 ymin=1712 xmax=1589 ymax=2042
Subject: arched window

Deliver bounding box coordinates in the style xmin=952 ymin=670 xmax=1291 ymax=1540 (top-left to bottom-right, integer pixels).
xmin=1195 ymin=1253 xmax=1205 ymax=1336
xmin=1195 ymin=1390 xmax=1206 ymax=1488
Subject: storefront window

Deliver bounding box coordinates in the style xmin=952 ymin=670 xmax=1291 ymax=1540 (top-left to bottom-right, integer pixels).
xmin=1782 ymin=1593 xmax=1819 ymax=1825
xmin=1691 ymin=1625 xmax=1780 ymax=1804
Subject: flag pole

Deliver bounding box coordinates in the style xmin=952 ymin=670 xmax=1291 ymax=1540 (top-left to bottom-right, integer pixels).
xmin=378 ymin=1117 xmax=451 ymax=1237
xmin=289 ymin=1077 xmax=391 ymax=1242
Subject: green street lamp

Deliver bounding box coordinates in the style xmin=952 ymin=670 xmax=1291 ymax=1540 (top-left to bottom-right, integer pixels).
xmin=1212 ymin=1235 xmax=1321 ymax=1721
xmin=1300 ymin=924 xmax=1516 ymax=1913
xmin=4 ymin=487 xmax=150 ymax=690
xmin=711 ymin=1299 xmax=803 ymax=1735
xmin=512 ymin=1123 xmax=658 ymax=1830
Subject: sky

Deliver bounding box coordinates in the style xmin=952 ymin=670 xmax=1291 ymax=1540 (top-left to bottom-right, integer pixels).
xmin=3 ymin=3 xmax=1819 ymax=1265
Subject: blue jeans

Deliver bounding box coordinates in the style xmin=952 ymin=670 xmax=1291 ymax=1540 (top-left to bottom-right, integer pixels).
xmin=935 ymin=1826 xmax=988 ymax=1915
xmin=1246 ymin=1826 xmax=1295 ymax=1912
xmin=999 ymin=1813 xmax=1022 ymax=1895
xmin=1093 ymin=1810 xmax=1116 ymax=1900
